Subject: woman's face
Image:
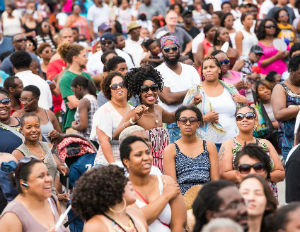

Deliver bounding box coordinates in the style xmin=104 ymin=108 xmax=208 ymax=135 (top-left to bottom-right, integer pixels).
xmin=257 ymin=84 xmax=272 ymax=102
xmin=110 ymin=76 xmax=127 ymax=101
xmin=73 ymin=4 xmax=81 ymax=14
xmin=177 ymin=109 xmax=200 ymax=136
xmin=206 ymin=27 xmax=217 ymax=40
xmin=123 ymin=141 xmax=152 ymax=176
xmin=41 ymin=22 xmax=50 ymax=34
xmin=0 ymin=93 xmax=11 ymax=122
xmin=26 ymin=40 xmax=35 ymax=53
xmin=239 ymin=178 xmax=267 ymax=217
xmin=237 ymin=155 xmax=268 ymax=180
xmin=235 ymin=107 xmax=256 ymax=133
xmin=215 ymin=52 xmax=230 ymax=75
xmin=24 ymin=162 xmax=53 ymax=199
xmin=284 ymin=208 xmax=300 ymax=232
xmin=20 ymin=91 xmax=38 ymax=112
xmin=264 ymin=20 xmax=276 ymax=37
xmin=218 ymin=28 xmax=230 ymax=43
xmin=41 ymin=46 xmax=53 ymax=60
xmin=174 ymin=5 xmax=181 ymax=15
xmin=21 ymin=116 xmax=41 ymax=142
xmin=123 ymin=181 xmax=136 ymax=205
xmin=212 ymin=13 xmax=221 ymax=26
xmin=140 ymin=80 xmax=158 ymax=106
xmin=224 ymin=15 xmax=234 ymax=29
xmin=242 ymin=14 xmax=254 ymax=28
xmin=278 ymin=10 xmax=289 ymax=23
xmin=202 ymin=59 xmax=221 ymax=81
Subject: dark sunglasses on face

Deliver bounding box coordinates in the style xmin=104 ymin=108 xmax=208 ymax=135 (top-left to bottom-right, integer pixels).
xmin=219 ymin=59 xmax=230 ymax=65
xmin=265 ymin=25 xmax=276 ymax=29
xmin=140 ymin=84 xmax=159 ymax=93
xmin=238 ymin=162 xmax=265 ymax=174
xmin=0 ymin=97 xmax=10 ymax=105
xmin=163 ymin=46 xmax=178 ymax=53
xmin=236 ymin=112 xmax=256 ymax=121
xmin=178 ymin=117 xmax=199 ymax=125
xmin=110 ymin=81 xmax=125 ymax=90
xmin=14 ymin=38 xmax=26 ymax=43
xmin=101 ymin=40 xmax=113 ymax=45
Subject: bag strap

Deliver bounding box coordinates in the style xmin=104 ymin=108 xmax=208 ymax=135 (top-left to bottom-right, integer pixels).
xmin=0 ymin=122 xmax=24 ymax=140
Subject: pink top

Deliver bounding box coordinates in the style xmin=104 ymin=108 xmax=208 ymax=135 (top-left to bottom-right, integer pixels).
xmin=222 ymin=70 xmax=245 ymax=96
xmin=63 ymin=0 xmax=73 ymax=12
xmin=257 ymin=42 xmax=288 ymax=75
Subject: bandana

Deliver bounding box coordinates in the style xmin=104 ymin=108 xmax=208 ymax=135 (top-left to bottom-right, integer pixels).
xmin=160 ymin=35 xmax=180 ymax=49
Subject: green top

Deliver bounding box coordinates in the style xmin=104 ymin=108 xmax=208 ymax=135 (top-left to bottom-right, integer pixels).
xmin=59 ymin=70 xmax=93 ymax=131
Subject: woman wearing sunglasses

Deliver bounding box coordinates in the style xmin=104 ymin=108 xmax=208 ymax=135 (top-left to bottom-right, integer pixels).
xmin=239 ymin=174 xmax=277 ymax=232
xmin=91 ymin=72 xmax=133 ymax=166
xmin=37 ymin=43 xmax=54 ymax=80
xmin=164 ymin=106 xmax=219 ymax=195
xmin=219 ymin=106 xmax=284 ymax=196
xmin=256 ymin=18 xmax=288 ymax=75
xmin=0 ymin=157 xmax=68 ymax=232
xmin=184 ymin=56 xmax=247 ymax=151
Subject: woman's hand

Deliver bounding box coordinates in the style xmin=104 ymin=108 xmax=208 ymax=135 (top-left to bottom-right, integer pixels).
xmin=162 ymin=176 xmax=180 ymax=201
xmin=190 ymin=94 xmax=202 ymax=106
xmin=203 ymin=111 xmax=219 ymax=123
xmin=48 ymin=129 xmax=61 ymax=141
xmin=133 ymin=105 xmax=149 ymax=122
xmin=58 ymin=164 xmax=69 ymax=176
xmin=232 ymin=94 xmax=248 ymax=104
xmin=57 ymin=193 xmax=70 ymax=202
xmin=275 ymin=50 xmax=289 ymax=60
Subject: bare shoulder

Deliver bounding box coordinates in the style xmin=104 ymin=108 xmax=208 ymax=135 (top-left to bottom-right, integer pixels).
xmin=219 ymin=139 xmax=234 ymax=160
xmin=83 ymin=216 xmax=109 ymax=232
xmin=163 ymin=143 xmax=176 ymax=156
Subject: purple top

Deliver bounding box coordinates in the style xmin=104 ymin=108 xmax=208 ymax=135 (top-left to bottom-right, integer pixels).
xmin=257 ymin=42 xmax=288 ymax=75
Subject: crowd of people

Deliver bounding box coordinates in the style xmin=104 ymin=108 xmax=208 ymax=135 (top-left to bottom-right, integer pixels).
xmin=0 ymin=0 xmax=300 ymax=231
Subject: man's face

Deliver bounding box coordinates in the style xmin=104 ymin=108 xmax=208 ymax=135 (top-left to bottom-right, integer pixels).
xmin=130 ymin=27 xmax=141 ymax=40
xmin=116 ymin=35 xmax=126 ymax=49
xmin=72 ymin=29 xmax=79 ymax=42
xmin=13 ymin=34 xmax=27 ymax=51
xmin=183 ymin=14 xmax=193 ymax=24
xmin=166 ymin=11 xmax=178 ymax=27
xmin=13 ymin=78 xmax=24 ymax=99
xmin=101 ymin=39 xmax=115 ymax=52
xmin=74 ymin=49 xmax=88 ymax=70
xmin=60 ymin=30 xmax=74 ymax=43
xmin=162 ymin=43 xmax=180 ymax=66
xmin=214 ymin=186 xmax=248 ymax=231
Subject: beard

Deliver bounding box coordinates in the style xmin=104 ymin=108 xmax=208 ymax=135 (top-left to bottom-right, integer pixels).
xmin=163 ymin=53 xmax=180 ymax=66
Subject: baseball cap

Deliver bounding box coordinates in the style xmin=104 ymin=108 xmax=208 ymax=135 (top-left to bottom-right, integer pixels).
xmin=100 ymin=32 xmax=116 ymax=43
xmin=250 ymin=45 xmax=263 ymax=55
xmin=98 ymin=22 xmax=112 ymax=32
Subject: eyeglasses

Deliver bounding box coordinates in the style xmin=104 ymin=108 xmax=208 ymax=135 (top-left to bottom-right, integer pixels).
xmin=178 ymin=117 xmax=199 ymax=125
xmin=279 ymin=13 xmax=288 ymax=17
xmin=265 ymin=25 xmax=276 ymax=29
xmin=163 ymin=46 xmax=178 ymax=53
xmin=110 ymin=81 xmax=125 ymax=90
xmin=219 ymin=59 xmax=230 ymax=65
xmin=14 ymin=38 xmax=26 ymax=43
xmin=236 ymin=112 xmax=256 ymax=121
xmin=101 ymin=40 xmax=113 ymax=45
xmin=140 ymin=84 xmax=159 ymax=93
xmin=15 ymin=156 xmax=41 ymax=179
xmin=219 ymin=200 xmax=246 ymax=211
xmin=20 ymin=97 xmax=35 ymax=102
xmin=0 ymin=97 xmax=10 ymax=105
xmin=238 ymin=162 xmax=265 ymax=174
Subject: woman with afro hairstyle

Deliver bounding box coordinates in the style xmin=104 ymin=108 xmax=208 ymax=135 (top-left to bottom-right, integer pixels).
xmin=114 ymin=65 xmax=200 ymax=172
xmin=71 ymin=165 xmax=147 ymax=232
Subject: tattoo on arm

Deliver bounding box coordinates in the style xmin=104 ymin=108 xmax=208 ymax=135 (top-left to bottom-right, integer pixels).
xmin=218 ymin=146 xmax=225 ymax=160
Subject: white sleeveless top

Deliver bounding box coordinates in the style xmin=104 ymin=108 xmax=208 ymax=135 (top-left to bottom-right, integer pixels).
xmin=2 ymin=13 xmax=22 ymax=36
xmin=241 ymin=28 xmax=258 ymax=57
xmin=135 ymin=175 xmax=172 ymax=232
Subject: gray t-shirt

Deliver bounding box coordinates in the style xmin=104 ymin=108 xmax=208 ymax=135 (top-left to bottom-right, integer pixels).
xmin=138 ymin=3 xmax=162 ymax=20
xmin=267 ymin=6 xmax=295 ymax=24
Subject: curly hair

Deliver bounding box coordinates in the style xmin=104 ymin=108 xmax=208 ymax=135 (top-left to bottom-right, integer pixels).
xmin=101 ymin=72 xmax=124 ymax=100
xmin=36 ymin=42 xmax=52 ymax=55
xmin=71 ymin=165 xmax=128 ymax=221
xmin=256 ymin=18 xmax=280 ymax=41
xmin=124 ymin=65 xmax=164 ymax=97
xmin=57 ymin=42 xmax=84 ymax=64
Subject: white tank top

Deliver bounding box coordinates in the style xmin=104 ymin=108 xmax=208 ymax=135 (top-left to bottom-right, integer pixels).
xmin=135 ymin=175 xmax=171 ymax=232
xmin=241 ymin=28 xmax=258 ymax=57
xmin=2 ymin=13 xmax=22 ymax=36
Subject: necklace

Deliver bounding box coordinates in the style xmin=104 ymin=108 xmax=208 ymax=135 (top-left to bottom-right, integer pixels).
xmin=103 ymin=213 xmax=138 ymax=232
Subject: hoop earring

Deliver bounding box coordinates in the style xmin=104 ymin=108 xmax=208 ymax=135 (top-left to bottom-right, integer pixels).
xmin=109 ymin=198 xmax=127 ymax=214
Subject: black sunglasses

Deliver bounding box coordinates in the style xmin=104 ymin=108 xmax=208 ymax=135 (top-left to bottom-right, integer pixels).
xmin=110 ymin=81 xmax=125 ymax=90
xmin=238 ymin=162 xmax=265 ymax=174
xmin=14 ymin=38 xmax=26 ymax=43
xmin=178 ymin=117 xmax=199 ymax=125
xmin=0 ymin=97 xmax=10 ymax=105
xmin=265 ymin=25 xmax=276 ymax=29
xmin=219 ymin=59 xmax=230 ymax=65
xmin=140 ymin=84 xmax=159 ymax=93
xmin=236 ymin=112 xmax=256 ymax=121
xmin=101 ymin=40 xmax=113 ymax=45
xmin=163 ymin=46 xmax=178 ymax=53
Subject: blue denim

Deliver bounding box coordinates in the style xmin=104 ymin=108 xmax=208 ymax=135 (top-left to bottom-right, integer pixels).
xmin=166 ymin=122 xmax=181 ymax=143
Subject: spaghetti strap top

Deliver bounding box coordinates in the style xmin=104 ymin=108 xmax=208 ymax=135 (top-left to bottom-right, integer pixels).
xmin=40 ymin=110 xmax=55 ymax=143
xmin=174 ymin=141 xmax=210 ymax=194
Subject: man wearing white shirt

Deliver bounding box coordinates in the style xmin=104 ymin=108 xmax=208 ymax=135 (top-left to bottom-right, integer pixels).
xmin=156 ymin=35 xmax=201 ymax=143
xmin=259 ymin=0 xmax=275 ymax=19
xmin=11 ymin=51 xmax=52 ymax=110
xmin=86 ymin=33 xmax=134 ymax=76
xmin=87 ymin=0 xmax=110 ymax=40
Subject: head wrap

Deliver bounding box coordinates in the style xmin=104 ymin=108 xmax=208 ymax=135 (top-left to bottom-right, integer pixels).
xmin=160 ymin=35 xmax=180 ymax=49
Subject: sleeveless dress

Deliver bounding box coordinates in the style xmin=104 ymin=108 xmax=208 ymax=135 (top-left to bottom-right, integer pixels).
xmin=240 ymin=28 xmax=258 ymax=57
xmin=0 ymin=197 xmax=68 ymax=232
xmin=146 ymin=127 xmax=170 ymax=173
xmin=174 ymin=141 xmax=210 ymax=195
xmin=40 ymin=110 xmax=55 ymax=143
xmin=231 ymin=138 xmax=278 ymax=198
xmin=74 ymin=94 xmax=98 ymax=139
xmin=278 ymin=83 xmax=300 ymax=160
xmin=16 ymin=141 xmax=57 ymax=193
xmin=135 ymin=175 xmax=172 ymax=232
